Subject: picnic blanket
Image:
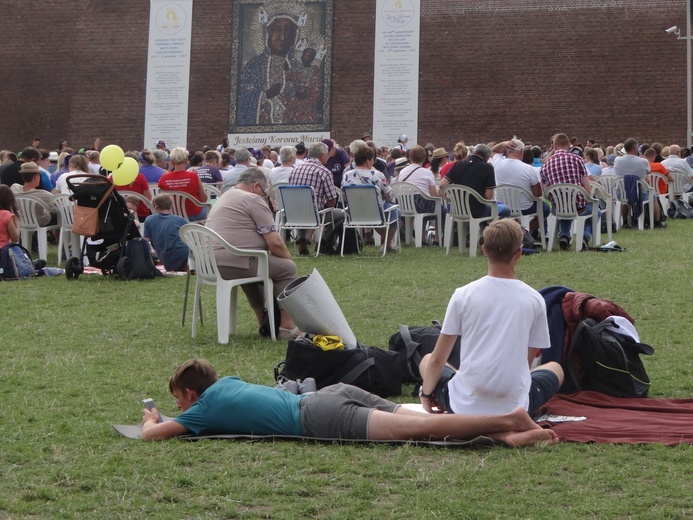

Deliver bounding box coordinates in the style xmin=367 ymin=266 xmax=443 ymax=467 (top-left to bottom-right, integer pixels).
xmin=111 ymin=420 xmax=493 ymax=448
xmin=541 ymin=391 xmax=693 ymax=445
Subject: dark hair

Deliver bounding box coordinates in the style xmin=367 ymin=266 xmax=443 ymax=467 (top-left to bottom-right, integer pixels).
xmin=409 ymin=145 xmax=427 ymax=164
xmin=189 ymin=152 xmax=204 ymax=167
xmin=353 ymin=145 xmax=375 ymax=166
xmin=20 ymin=147 xmax=41 ymax=162
xmin=0 ymin=185 xmax=19 ymax=215
xmin=169 ymin=359 xmax=218 ymax=396
xmin=521 ymin=148 xmax=534 ymax=165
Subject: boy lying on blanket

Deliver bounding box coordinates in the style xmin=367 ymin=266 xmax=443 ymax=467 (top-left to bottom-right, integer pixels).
xmin=140 ymin=359 xmax=558 ymax=447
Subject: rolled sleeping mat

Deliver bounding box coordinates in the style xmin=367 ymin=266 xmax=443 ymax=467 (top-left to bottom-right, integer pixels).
xmin=277 ymin=268 xmax=357 ymax=348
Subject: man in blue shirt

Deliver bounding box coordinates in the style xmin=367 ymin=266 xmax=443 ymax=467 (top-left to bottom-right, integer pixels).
xmin=140 ymin=359 xmax=558 ymax=446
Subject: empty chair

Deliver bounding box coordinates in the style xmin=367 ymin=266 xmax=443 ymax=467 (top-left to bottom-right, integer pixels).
xmin=277 ymin=185 xmax=333 ymax=257
xmin=390 ymin=182 xmax=443 ymax=247
xmin=495 ymin=184 xmax=546 ymax=248
xmin=544 ymin=184 xmax=601 ymax=252
xmin=179 ymin=223 xmax=276 ymax=344
xmin=340 ymin=184 xmax=400 ymax=257
xmin=14 ymin=194 xmax=61 ymax=261
xmin=50 ymin=193 xmax=81 ymax=263
xmin=439 ymin=184 xmax=497 ymax=257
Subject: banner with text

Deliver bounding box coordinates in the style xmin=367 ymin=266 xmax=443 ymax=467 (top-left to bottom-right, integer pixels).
xmin=373 ymin=0 xmax=420 ymax=149
xmin=144 ymin=0 xmax=193 ymax=150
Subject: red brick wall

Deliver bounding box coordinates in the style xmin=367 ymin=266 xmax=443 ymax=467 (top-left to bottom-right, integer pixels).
xmin=0 ymin=0 xmax=688 ymax=152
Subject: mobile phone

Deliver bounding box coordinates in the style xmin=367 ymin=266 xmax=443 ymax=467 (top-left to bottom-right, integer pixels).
xmin=142 ymin=398 xmax=162 ymax=423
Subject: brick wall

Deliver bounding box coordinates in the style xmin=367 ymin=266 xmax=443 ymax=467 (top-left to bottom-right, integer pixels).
xmin=0 ymin=0 xmax=688 ymax=152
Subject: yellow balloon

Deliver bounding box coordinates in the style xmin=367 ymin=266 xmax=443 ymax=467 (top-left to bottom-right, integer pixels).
xmin=111 ymin=157 xmax=139 ymax=186
xmin=100 ymin=144 xmax=125 ymax=172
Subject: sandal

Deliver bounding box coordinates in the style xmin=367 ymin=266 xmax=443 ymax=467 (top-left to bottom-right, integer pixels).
xmin=278 ymin=326 xmax=301 ymax=340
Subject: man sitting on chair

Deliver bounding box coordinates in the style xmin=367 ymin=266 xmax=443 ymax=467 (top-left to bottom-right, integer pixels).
xmin=206 ymin=167 xmax=300 ymax=340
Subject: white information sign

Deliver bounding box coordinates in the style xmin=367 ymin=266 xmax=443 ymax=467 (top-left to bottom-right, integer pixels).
xmin=144 ymin=0 xmax=193 ymax=150
xmin=373 ymin=0 xmax=420 ymax=148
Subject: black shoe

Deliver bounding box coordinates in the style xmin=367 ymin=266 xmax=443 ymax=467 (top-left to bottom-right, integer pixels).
xmin=558 ymin=236 xmax=570 ymax=251
xmin=317 ymin=243 xmax=336 ymax=256
xmin=296 ymin=238 xmax=310 ymax=256
xmin=654 ymin=220 xmax=667 ymax=229
xmin=581 ymin=238 xmax=590 ymax=251
xmin=33 ymin=259 xmax=47 ymax=270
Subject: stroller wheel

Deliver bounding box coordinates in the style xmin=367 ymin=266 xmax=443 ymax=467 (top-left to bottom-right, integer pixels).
xmin=66 ymin=257 xmax=79 ymax=280
xmin=116 ymin=256 xmax=132 ymax=279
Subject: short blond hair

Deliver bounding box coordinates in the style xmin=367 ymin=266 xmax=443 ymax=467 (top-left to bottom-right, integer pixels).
xmin=482 ymin=219 xmax=523 ymax=263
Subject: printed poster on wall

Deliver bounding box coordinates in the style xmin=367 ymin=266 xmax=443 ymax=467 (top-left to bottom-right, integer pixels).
xmin=143 ymin=0 xmax=193 ymax=150
xmin=373 ymin=0 xmax=420 ymax=149
xmin=228 ymin=0 xmax=334 ymax=148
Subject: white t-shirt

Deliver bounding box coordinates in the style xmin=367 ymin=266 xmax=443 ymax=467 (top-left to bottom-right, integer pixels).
xmin=441 ymin=276 xmax=550 ymax=415
xmin=491 ymin=155 xmax=541 ymax=210
xmin=55 ymin=170 xmax=89 ymax=194
xmin=269 ymin=166 xmax=293 ymax=185
xmin=396 ymin=164 xmax=435 ymax=194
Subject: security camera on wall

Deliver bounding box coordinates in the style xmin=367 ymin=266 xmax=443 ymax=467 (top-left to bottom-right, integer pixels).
xmin=665 ymin=26 xmax=679 ymax=34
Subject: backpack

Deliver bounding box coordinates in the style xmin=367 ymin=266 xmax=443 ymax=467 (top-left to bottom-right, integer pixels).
xmin=340 ymin=227 xmax=363 ymax=254
xmin=387 ymin=323 xmax=461 ymax=384
xmin=0 ymin=244 xmax=35 ymax=280
xmin=667 ymin=199 xmax=693 ymax=219
xmin=563 ymin=317 xmax=654 ymax=397
xmin=124 ymin=238 xmax=163 ymax=280
xmin=276 ymin=337 xmax=402 ymax=397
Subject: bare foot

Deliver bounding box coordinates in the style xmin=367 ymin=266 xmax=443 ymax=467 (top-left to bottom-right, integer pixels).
xmin=491 ymin=428 xmax=559 ymax=447
xmin=507 ymin=407 xmax=543 ymax=433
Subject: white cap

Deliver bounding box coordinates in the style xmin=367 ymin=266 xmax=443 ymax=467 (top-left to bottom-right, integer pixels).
xmin=606 ymin=316 xmax=640 ymax=342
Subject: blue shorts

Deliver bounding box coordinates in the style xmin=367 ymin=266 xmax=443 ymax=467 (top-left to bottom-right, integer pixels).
xmin=431 ymin=367 xmax=560 ymax=418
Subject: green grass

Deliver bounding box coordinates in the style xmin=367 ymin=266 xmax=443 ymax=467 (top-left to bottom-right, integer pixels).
xmin=2 ymin=222 xmax=693 ymax=519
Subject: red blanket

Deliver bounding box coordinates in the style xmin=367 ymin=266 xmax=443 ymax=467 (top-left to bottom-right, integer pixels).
xmin=542 ymin=391 xmax=693 ymax=445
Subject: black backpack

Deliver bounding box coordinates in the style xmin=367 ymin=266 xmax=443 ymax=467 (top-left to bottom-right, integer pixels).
xmin=124 ymin=238 xmax=163 ymax=280
xmin=388 ymin=323 xmax=461 ymax=384
xmin=563 ymin=318 xmax=654 ymax=397
xmin=667 ymin=199 xmax=693 ymax=219
xmin=276 ymin=337 xmax=402 ymax=397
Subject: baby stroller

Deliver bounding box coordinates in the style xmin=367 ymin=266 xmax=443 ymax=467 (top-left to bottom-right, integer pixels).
xmin=65 ymin=174 xmax=140 ymax=279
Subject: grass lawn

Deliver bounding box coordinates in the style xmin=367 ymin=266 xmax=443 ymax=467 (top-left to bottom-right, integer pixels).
xmin=2 ymin=221 xmax=693 ymax=519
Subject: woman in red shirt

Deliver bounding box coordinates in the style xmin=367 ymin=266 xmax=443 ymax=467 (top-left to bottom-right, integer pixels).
xmin=158 ymin=147 xmax=208 ymax=221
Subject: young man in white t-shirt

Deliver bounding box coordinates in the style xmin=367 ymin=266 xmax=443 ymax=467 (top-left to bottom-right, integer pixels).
xmin=419 ymin=219 xmax=563 ymax=417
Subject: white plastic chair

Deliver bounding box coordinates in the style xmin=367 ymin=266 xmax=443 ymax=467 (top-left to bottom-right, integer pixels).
xmin=544 ymin=184 xmax=601 ymax=252
xmin=495 ymin=184 xmax=546 ymax=248
xmin=50 ymin=193 xmax=81 ymax=263
xmin=118 ymin=190 xmax=154 ymax=212
xmin=202 ymin=184 xmax=221 ymax=201
xmin=340 ymin=185 xmax=400 ymax=257
xmin=162 ymin=190 xmax=212 ymax=222
xmin=595 ymin=175 xmax=623 ymax=230
xmin=148 ymin=183 xmax=161 ymax=197
xmin=439 ymin=185 xmax=497 ymax=257
xmin=668 ymin=171 xmax=692 ymax=203
xmin=390 ymin=182 xmax=443 ymax=247
xmin=15 ymin=194 xmax=61 ymax=262
xmin=179 ymin=223 xmax=276 ymax=344
xmin=645 ymin=173 xmax=670 ymax=209
xmin=277 ymin=185 xmax=333 ymax=257
xmin=589 ymin=182 xmax=613 ymax=243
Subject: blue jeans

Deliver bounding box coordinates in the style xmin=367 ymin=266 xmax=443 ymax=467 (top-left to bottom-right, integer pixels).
xmin=482 ymin=202 xmax=511 ymax=219
xmin=556 ymin=202 xmax=600 ymax=241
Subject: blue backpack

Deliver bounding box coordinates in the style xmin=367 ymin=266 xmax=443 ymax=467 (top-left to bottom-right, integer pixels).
xmin=0 ymin=244 xmax=35 ymax=280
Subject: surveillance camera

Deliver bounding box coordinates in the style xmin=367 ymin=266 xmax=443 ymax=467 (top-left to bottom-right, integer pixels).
xmin=665 ymin=26 xmax=679 ymax=34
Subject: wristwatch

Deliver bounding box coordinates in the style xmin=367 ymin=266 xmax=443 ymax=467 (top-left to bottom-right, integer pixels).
xmin=419 ymin=387 xmax=434 ymax=399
